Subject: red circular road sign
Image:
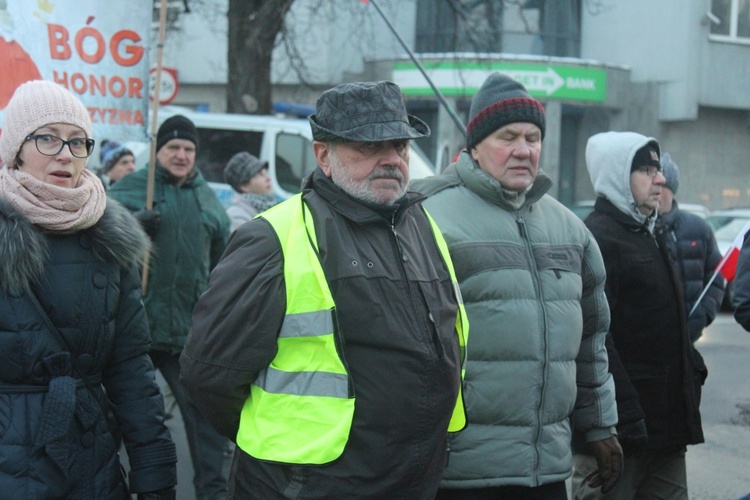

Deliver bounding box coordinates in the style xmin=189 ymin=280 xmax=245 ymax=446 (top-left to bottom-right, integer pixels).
xmin=149 ymin=67 xmax=179 ymax=105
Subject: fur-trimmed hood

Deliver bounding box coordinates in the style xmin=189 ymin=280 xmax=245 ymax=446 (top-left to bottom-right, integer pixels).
xmin=0 ymin=196 xmax=149 ymax=293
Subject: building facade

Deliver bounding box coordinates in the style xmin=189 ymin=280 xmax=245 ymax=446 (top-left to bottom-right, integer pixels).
xmin=161 ymin=0 xmax=750 ymax=210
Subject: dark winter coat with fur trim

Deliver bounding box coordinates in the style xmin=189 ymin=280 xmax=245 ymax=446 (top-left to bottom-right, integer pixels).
xmin=0 ymin=197 xmax=177 ymax=498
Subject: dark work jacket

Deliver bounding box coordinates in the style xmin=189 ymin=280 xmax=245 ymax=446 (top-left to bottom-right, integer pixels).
xmin=109 ymin=165 xmax=230 ymax=353
xmin=0 ymin=198 xmax=177 ymax=498
xmin=585 ymin=198 xmax=705 ymax=454
xmin=181 ymin=169 xmax=462 ymax=499
xmin=658 ymin=201 xmax=724 ymax=342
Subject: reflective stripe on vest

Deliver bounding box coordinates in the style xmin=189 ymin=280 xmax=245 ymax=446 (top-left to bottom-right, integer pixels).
xmin=236 ymin=194 xmax=468 ymax=464
xmin=423 ymin=208 xmax=469 ymax=432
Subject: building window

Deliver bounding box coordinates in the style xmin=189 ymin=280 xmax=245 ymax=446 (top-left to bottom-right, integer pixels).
xmin=709 ymin=0 xmax=750 ymax=43
xmin=415 ymin=0 xmax=580 ymax=57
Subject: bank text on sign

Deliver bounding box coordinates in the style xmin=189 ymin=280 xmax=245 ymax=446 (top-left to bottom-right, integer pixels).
xmin=394 ymin=61 xmax=607 ymax=102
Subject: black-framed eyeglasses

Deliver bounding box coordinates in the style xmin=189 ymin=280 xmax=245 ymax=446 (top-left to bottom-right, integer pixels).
xmin=634 ymin=165 xmax=663 ymax=178
xmin=25 ymin=134 xmax=95 ymax=158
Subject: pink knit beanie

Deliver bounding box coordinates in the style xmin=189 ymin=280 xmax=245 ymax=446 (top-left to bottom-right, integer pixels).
xmin=0 ymin=80 xmax=93 ymax=166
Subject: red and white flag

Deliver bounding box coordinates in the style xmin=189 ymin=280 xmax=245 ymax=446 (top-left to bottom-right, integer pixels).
xmin=690 ymin=219 xmax=750 ymax=317
xmin=716 ymin=220 xmax=750 ymax=282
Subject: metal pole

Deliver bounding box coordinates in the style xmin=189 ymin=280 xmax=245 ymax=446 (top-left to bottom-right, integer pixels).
xmin=368 ymin=0 xmax=467 ymax=138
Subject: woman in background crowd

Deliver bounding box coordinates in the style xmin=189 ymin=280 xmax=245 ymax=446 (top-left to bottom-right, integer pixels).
xmin=97 ymin=139 xmax=136 ymax=189
xmin=223 ymin=150 xmax=278 ymax=231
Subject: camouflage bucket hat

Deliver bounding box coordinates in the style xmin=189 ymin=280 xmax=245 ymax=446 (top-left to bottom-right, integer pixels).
xmin=308 ymin=81 xmax=430 ymax=142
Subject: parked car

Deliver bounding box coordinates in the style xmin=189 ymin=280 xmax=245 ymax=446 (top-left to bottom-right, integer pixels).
xmin=706 ymin=208 xmax=750 ymax=233
xmin=114 ymin=106 xmax=436 ymax=208
xmin=679 ymin=202 xmax=711 ymax=219
xmin=705 ymin=208 xmax=750 ymax=310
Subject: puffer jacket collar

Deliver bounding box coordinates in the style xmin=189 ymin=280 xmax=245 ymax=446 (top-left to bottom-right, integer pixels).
xmin=0 ymin=197 xmax=149 ymax=294
xmin=657 ymin=199 xmax=683 ymax=228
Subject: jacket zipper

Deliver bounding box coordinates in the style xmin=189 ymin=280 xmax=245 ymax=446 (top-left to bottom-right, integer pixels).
xmin=516 ymin=211 xmax=548 ymax=483
xmin=390 ymin=215 xmax=443 ymax=357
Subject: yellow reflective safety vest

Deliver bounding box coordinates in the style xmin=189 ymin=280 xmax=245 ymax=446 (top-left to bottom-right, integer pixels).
xmin=236 ymin=194 xmax=468 ymax=465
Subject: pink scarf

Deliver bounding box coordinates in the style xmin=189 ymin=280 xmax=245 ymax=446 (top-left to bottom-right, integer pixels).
xmin=0 ymin=165 xmax=106 ymax=233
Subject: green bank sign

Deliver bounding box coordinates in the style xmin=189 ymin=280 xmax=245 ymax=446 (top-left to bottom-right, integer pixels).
xmin=393 ymin=61 xmax=607 ymax=102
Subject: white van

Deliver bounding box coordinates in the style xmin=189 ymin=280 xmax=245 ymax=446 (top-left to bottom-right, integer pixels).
xmin=115 ymin=107 xmax=436 ymax=207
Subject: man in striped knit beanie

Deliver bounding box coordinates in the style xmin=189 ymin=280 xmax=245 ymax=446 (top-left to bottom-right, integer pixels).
xmin=411 ymin=73 xmax=622 ymax=498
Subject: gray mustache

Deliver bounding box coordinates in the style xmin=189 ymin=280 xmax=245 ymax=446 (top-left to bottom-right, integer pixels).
xmin=371 ymin=168 xmax=404 ymax=181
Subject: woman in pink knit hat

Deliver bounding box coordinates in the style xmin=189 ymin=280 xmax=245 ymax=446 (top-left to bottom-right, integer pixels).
xmin=0 ymin=80 xmax=177 ymax=499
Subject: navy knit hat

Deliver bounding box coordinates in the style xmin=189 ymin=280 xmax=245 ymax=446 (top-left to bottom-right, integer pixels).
xmin=99 ymin=140 xmax=134 ymax=174
xmin=466 ymin=73 xmax=546 ymax=149
xmin=156 ymin=114 xmax=198 ymax=152
xmin=660 ymin=152 xmax=680 ymax=194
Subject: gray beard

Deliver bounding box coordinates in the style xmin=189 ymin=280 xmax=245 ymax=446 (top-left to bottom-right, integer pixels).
xmin=329 ymin=153 xmax=406 ymax=206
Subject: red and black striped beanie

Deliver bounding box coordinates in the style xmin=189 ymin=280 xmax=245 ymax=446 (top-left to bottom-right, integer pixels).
xmin=466 ymin=73 xmax=546 ymax=149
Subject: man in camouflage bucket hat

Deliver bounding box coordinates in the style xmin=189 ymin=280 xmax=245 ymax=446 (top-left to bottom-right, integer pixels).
xmin=181 ymin=81 xmax=469 ymax=497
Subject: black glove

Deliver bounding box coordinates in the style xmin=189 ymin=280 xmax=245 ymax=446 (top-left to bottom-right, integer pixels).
xmin=137 ymin=487 xmax=176 ymax=500
xmin=133 ymin=208 xmax=161 ymax=237
xmin=617 ymin=419 xmax=648 ymax=454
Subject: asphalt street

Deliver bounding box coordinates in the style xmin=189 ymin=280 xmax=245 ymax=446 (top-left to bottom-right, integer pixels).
xmin=684 ymin=313 xmax=750 ymax=499
xmin=137 ymin=312 xmax=750 ymax=500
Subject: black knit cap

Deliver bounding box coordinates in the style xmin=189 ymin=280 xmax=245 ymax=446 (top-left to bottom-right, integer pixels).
xmin=156 ymin=114 xmax=198 ymax=152
xmin=631 ymin=142 xmax=661 ymax=172
xmin=309 ymin=81 xmax=430 ymax=142
xmin=466 ymin=73 xmax=546 ymax=149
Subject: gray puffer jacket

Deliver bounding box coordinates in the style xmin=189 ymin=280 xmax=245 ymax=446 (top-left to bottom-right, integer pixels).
xmin=411 ymin=152 xmax=616 ymax=488
xmin=0 ymin=197 xmax=177 ymax=498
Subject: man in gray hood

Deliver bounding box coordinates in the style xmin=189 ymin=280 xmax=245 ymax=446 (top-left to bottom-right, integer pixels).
xmin=573 ymin=132 xmax=707 ymax=499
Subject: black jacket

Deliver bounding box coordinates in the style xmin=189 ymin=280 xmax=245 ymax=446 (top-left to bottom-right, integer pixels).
xmin=0 ymin=198 xmax=177 ymax=498
xmin=181 ymin=169 xmax=463 ymax=498
xmin=585 ymin=198 xmax=706 ymax=454
xmin=658 ymin=201 xmax=724 ymax=342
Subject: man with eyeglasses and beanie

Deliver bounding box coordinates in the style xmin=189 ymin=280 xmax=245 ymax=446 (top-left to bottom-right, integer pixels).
xmin=180 ymin=80 xmax=468 ymax=498
xmin=109 ymin=114 xmax=231 ymax=500
xmin=572 ymin=132 xmax=707 ymax=499
xmin=411 ymin=72 xmax=621 ymax=499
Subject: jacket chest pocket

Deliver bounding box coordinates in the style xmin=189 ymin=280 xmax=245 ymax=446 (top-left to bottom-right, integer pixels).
xmin=533 ymin=246 xmax=583 ymax=294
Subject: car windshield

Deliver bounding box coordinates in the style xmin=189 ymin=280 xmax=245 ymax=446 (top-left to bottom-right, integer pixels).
xmin=713 ymin=217 xmax=750 ymax=240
